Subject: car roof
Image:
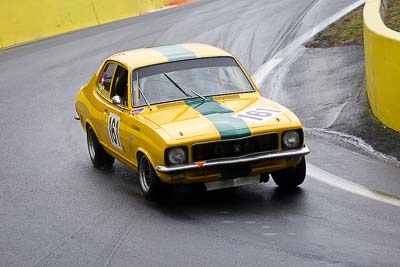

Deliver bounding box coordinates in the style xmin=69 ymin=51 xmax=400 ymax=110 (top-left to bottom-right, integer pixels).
xmin=107 ymin=43 xmax=233 ymax=70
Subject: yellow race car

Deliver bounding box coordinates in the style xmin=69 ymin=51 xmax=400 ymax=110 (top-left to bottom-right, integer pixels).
xmin=75 ymin=43 xmax=310 ymax=200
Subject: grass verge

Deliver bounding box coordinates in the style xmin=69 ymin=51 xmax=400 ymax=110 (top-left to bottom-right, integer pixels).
xmin=306 ymin=6 xmax=364 ymax=48
xmin=385 ymin=0 xmax=400 ymax=31
xmin=307 ymin=1 xmax=400 ymax=48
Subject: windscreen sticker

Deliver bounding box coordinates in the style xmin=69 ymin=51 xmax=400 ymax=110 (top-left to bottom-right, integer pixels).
xmin=235 ymin=108 xmax=281 ymax=123
xmin=132 ymin=107 xmax=144 ymax=115
xmin=108 ymin=113 xmax=123 ymax=150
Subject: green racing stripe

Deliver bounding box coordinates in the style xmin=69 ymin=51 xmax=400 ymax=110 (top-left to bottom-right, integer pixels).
xmin=152 ymin=45 xmax=197 ymax=62
xmin=185 ymin=97 xmax=251 ymax=140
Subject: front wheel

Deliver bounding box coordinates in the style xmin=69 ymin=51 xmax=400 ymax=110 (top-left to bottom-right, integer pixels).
xmin=271 ymin=157 xmax=306 ymax=188
xmin=87 ymin=126 xmax=114 ymax=169
xmin=138 ymin=155 xmax=169 ymax=201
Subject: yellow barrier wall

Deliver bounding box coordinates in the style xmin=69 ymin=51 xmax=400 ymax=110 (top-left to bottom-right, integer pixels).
xmin=0 ymin=0 xmax=176 ymax=48
xmin=364 ymin=0 xmax=400 ymax=132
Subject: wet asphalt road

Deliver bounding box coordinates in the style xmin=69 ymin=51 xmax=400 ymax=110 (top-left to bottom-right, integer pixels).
xmin=1 ymin=0 xmax=399 ymax=266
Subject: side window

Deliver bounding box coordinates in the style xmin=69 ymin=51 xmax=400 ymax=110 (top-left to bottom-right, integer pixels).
xmin=98 ymin=63 xmax=116 ymax=93
xmin=110 ymin=65 xmax=129 ymax=106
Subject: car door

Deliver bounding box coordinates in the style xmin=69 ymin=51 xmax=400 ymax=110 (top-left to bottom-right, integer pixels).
xmin=102 ymin=64 xmax=131 ymax=160
xmin=93 ymin=61 xmax=116 ymax=146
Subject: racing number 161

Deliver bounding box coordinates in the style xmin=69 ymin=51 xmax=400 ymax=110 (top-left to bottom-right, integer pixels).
xmin=108 ymin=113 xmax=122 ymax=150
xmin=237 ymin=108 xmax=274 ymax=121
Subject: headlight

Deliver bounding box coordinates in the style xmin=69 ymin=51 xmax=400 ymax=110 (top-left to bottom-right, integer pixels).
xmin=282 ymin=130 xmax=301 ymax=149
xmin=166 ymin=147 xmax=188 ymax=165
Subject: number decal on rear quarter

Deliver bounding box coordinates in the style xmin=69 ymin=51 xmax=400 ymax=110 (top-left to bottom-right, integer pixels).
xmin=108 ymin=113 xmax=123 ymax=150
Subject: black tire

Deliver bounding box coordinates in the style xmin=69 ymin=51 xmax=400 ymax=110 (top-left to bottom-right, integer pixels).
xmin=271 ymin=157 xmax=306 ymax=188
xmin=87 ymin=126 xmax=114 ymax=169
xmin=138 ymin=154 xmax=170 ymax=201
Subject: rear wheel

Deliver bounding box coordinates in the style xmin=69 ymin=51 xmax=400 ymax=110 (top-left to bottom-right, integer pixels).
xmin=271 ymin=157 xmax=306 ymax=188
xmin=87 ymin=126 xmax=114 ymax=169
xmin=138 ymin=155 xmax=169 ymax=201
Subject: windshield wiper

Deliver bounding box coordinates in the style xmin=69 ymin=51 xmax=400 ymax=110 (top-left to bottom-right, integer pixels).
xmin=136 ymin=72 xmax=152 ymax=111
xmin=163 ymin=72 xmax=205 ymax=100
xmin=163 ymin=73 xmax=190 ymax=98
xmin=189 ymin=89 xmax=206 ymax=100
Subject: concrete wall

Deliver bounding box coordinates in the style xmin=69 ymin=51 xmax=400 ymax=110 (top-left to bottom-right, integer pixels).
xmin=0 ymin=0 xmax=175 ymax=48
xmin=364 ymin=0 xmax=400 ymax=132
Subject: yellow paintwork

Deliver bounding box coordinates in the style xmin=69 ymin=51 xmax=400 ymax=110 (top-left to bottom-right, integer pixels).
xmin=75 ymin=44 xmax=304 ymax=184
xmin=364 ymin=0 xmax=400 ymax=132
xmin=0 ymin=0 xmax=176 ymax=49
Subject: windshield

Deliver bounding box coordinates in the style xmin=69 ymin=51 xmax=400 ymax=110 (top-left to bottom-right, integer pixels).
xmin=132 ymin=57 xmax=254 ymax=107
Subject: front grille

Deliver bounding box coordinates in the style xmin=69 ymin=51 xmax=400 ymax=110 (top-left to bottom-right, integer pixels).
xmin=192 ymin=133 xmax=278 ymax=162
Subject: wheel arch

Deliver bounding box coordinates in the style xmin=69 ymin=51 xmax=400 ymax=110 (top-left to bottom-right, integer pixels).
xmin=136 ymin=148 xmax=156 ymax=168
xmin=85 ymin=120 xmax=102 ymax=143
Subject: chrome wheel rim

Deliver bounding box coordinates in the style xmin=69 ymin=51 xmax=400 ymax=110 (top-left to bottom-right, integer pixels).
xmin=139 ymin=157 xmax=152 ymax=192
xmin=88 ymin=131 xmax=96 ymax=162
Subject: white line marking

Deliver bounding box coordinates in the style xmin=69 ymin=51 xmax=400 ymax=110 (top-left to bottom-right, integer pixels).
xmin=308 ymin=163 xmax=400 ymax=207
xmin=252 ymin=0 xmax=366 ymax=86
xmin=252 ymin=58 xmax=283 ymax=85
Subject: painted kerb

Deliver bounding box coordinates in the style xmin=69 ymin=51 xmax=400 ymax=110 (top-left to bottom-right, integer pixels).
xmin=0 ymin=0 xmax=176 ymax=49
xmin=364 ymin=0 xmax=400 ymax=132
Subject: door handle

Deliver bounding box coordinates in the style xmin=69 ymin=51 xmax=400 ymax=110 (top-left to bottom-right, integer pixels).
xmin=104 ymin=108 xmax=108 ymax=114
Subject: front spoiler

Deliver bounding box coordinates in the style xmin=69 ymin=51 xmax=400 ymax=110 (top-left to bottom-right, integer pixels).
xmin=156 ymin=146 xmax=310 ymax=174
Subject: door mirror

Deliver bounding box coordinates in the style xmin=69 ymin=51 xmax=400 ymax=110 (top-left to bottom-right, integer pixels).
xmin=112 ymin=95 xmax=122 ymax=105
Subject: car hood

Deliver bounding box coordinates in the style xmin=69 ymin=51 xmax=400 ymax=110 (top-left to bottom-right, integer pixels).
xmin=140 ymin=96 xmax=296 ymax=140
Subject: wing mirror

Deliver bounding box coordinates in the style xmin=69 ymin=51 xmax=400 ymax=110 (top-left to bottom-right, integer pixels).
xmin=112 ymin=95 xmax=122 ymax=105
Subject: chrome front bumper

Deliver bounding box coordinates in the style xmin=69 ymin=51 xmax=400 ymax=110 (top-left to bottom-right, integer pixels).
xmin=156 ymin=146 xmax=310 ymax=174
